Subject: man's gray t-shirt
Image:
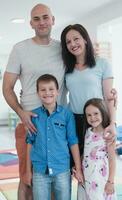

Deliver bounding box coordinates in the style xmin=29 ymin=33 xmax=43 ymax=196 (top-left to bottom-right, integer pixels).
xmin=6 ymin=39 xmax=66 ymax=110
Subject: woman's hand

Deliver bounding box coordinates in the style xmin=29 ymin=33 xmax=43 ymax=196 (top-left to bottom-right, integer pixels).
xmin=107 ymin=88 xmax=117 ymax=108
xmin=103 ymin=122 xmax=116 ymax=144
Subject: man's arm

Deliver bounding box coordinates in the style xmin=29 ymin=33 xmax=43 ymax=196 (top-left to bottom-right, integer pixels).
xmin=3 ymin=72 xmax=22 ymax=113
xmin=2 ymin=72 xmax=37 ymax=132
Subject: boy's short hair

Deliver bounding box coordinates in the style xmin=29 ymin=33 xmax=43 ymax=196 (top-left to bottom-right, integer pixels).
xmin=36 ymin=74 xmax=59 ymax=91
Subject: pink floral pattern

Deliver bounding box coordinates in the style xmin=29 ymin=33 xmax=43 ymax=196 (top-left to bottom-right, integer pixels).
xmin=78 ymin=128 xmax=117 ymax=200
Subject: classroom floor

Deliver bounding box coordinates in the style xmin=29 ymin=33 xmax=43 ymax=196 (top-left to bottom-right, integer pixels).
xmin=0 ymin=126 xmax=122 ymax=200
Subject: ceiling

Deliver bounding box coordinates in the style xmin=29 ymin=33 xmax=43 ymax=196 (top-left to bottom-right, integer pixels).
xmin=0 ymin=0 xmax=116 ymax=55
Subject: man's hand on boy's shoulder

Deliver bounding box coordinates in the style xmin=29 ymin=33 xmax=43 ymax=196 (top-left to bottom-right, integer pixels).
xmin=18 ymin=109 xmax=37 ymax=132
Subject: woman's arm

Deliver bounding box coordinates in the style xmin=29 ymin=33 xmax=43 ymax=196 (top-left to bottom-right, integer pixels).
xmin=103 ymin=78 xmax=116 ymax=140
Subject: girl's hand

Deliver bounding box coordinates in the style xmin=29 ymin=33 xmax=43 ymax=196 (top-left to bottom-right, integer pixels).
xmin=75 ymin=170 xmax=84 ymax=184
xmin=104 ymin=181 xmax=115 ymax=195
xmin=72 ymin=167 xmax=84 ymax=184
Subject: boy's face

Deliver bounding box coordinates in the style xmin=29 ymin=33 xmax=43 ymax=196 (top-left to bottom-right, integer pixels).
xmin=37 ymin=81 xmax=59 ymax=106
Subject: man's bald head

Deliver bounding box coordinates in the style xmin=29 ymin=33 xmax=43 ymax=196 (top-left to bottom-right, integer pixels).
xmin=31 ymin=4 xmax=53 ymax=19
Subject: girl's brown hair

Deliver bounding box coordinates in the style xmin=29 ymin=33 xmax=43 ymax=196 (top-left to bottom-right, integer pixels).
xmin=83 ymin=98 xmax=110 ymax=131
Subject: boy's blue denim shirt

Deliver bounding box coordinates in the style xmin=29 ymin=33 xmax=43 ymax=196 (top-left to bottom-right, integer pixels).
xmin=26 ymin=105 xmax=78 ymax=176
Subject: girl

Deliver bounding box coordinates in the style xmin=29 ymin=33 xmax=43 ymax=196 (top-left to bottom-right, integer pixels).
xmin=61 ymin=24 xmax=116 ymax=161
xmin=77 ymin=98 xmax=116 ymax=200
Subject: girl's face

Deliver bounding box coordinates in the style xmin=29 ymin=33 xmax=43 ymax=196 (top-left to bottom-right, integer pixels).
xmin=65 ymin=29 xmax=86 ymax=58
xmin=85 ymin=104 xmax=103 ymax=131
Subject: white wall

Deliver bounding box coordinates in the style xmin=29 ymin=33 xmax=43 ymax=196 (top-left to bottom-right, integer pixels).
xmin=0 ymin=54 xmax=21 ymax=125
xmin=0 ymin=55 xmax=9 ymax=124
xmin=79 ymin=0 xmax=122 ymax=42
xmin=97 ymin=19 xmax=122 ymax=125
xmin=111 ymin=21 xmax=122 ymax=125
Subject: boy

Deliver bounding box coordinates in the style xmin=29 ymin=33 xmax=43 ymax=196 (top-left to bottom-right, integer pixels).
xmin=26 ymin=74 xmax=83 ymax=200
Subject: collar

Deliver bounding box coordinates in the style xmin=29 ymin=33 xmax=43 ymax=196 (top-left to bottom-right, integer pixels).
xmin=41 ymin=103 xmax=61 ymax=115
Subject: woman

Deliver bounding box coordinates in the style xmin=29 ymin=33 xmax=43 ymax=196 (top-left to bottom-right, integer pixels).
xmin=61 ymin=24 xmax=116 ymax=160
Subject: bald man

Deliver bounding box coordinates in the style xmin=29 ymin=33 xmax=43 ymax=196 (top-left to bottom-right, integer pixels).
xmin=3 ymin=4 xmax=66 ymax=200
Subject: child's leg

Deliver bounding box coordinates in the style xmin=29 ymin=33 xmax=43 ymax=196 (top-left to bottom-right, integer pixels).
xmin=53 ymin=170 xmax=71 ymax=200
xmin=32 ymin=172 xmax=51 ymax=200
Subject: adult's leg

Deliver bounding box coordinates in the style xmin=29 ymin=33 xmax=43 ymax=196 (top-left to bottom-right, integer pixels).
xmin=74 ymin=114 xmax=85 ymax=155
xmin=54 ymin=171 xmax=71 ymax=200
xmin=69 ymin=114 xmax=84 ymax=169
xmin=18 ymin=181 xmax=33 ymax=200
xmin=15 ymin=123 xmax=33 ymax=200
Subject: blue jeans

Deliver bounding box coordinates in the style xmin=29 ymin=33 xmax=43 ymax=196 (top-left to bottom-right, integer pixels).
xmin=33 ymin=170 xmax=71 ymax=200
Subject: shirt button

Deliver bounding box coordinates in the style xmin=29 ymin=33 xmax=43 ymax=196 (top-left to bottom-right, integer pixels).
xmin=48 ymin=150 xmax=50 ymax=153
xmin=48 ymin=138 xmax=50 ymax=141
xmin=47 ymin=127 xmax=50 ymax=130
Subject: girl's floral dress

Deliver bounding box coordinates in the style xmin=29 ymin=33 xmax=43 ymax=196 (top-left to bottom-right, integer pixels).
xmin=79 ymin=127 xmax=117 ymax=200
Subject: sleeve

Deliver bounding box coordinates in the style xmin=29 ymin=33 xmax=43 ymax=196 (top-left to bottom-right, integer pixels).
xmin=66 ymin=110 xmax=78 ymax=147
xmin=6 ymin=44 xmax=21 ymax=74
xmin=102 ymin=58 xmax=113 ymax=79
xmin=26 ymin=132 xmax=36 ymax=144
